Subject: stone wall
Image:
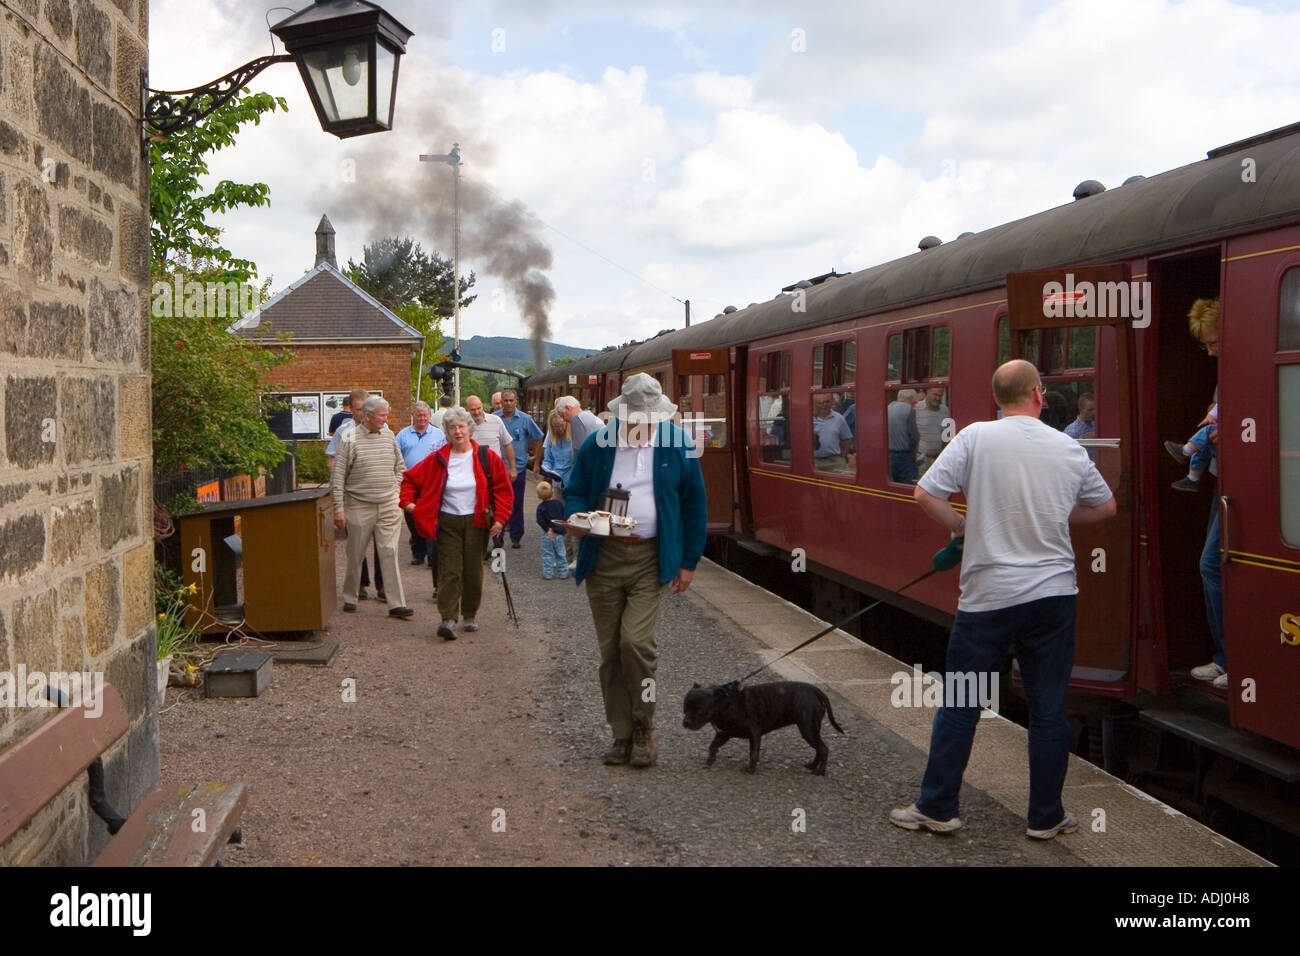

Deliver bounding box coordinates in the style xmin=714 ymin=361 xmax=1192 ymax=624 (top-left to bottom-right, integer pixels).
xmin=0 ymin=0 xmax=154 ymax=865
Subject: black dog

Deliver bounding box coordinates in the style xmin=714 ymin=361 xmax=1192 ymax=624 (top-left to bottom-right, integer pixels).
xmin=682 ymin=680 xmax=844 ymax=774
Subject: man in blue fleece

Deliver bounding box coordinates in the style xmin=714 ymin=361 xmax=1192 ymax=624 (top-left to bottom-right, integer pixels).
xmin=564 ymin=373 xmax=708 ymax=769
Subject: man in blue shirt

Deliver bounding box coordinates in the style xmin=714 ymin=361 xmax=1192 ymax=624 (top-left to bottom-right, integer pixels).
xmin=813 ymin=393 xmax=854 ymax=471
xmin=395 ymin=401 xmax=447 ymax=565
xmin=494 ymin=387 xmax=545 ymax=549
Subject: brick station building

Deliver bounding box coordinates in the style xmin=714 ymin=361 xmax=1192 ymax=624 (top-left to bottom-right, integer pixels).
xmin=230 ymin=216 xmax=424 ymax=436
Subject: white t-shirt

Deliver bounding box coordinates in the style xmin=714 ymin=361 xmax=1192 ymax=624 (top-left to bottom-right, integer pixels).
xmin=918 ymin=415 xmax=1113 ymax=612
xmin=608 ymin=444 xmax=657 ymax=539
xmin=442 ymin=450 xmax=478 ymax=516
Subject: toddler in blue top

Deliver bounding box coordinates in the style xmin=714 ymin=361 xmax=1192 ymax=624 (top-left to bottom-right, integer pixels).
xmin=535 ymin=481 xmax=568 ymax=579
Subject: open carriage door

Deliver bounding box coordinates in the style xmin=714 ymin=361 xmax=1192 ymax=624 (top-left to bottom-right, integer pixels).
xmin=1219 ymin=243 xmax=1300 ymax=750
xmin=1006 ymin=264 xmax=1137 ymax=697
xmin=673 ymin=348 xmax=735 ymax=533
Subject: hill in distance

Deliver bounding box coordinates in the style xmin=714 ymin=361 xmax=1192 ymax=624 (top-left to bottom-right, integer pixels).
xmin=456 ymin=335 xmax=597 ymax=370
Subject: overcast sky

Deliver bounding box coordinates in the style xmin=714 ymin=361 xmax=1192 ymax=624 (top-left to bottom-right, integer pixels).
xmin=151 ymin=0 xmax=1300 ymax=356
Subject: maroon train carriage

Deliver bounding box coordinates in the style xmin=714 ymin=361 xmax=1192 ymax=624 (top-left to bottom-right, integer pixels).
xmin=526 ymin=121 xmax=1300 ymax=848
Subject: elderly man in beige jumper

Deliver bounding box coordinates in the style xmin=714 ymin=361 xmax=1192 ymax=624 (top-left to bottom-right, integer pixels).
xmin=331 ymin=395 xmax=414 ymax=619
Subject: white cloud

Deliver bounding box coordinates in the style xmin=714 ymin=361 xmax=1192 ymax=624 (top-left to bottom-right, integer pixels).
xmin=667 ymin=71 xmax=754 ymax=110
xmin=147 ymin=0 xmax=1300 ymax=352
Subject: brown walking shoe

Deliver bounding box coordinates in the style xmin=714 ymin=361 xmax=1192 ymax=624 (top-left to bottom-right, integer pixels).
xmin=602 ymin=738 xmax=632 ymax=765
xmin=629 ymin=725 xmax=658 ymax=768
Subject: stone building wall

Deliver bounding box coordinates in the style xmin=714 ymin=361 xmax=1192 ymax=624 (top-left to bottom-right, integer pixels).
xmin=0 ymin=0 xmax=155 ymax=864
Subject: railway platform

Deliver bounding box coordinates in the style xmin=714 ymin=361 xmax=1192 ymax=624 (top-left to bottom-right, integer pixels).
xmin=156 ymin=477 xmax=1269 ymax=867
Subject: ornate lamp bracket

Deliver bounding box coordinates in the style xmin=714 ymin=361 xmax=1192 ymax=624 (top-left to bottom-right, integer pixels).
xmin=143 ymin=54 xmax=294 ymax=140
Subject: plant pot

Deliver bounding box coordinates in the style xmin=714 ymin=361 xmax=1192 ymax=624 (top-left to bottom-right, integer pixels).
xmin=157 ymin=655 xmax=172 ymax=700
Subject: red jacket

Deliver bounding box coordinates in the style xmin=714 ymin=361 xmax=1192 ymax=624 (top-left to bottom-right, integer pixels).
xmin=400 ymin=440 xmax=514 ymax=540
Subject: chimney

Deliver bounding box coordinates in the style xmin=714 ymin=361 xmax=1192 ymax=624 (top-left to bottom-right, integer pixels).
xmin=315 ymin=214 xmax=337 ymax=269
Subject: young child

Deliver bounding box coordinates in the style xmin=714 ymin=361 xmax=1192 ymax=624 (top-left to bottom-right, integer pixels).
xmin=535 ymin=481 xmax=568 ymax=580
xmin=1165 ymin=403 xmax=1218 ymax=491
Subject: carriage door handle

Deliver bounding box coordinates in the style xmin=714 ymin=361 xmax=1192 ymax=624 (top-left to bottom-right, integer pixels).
xmin=1219 ymin=495 xmax=1231 ymax=565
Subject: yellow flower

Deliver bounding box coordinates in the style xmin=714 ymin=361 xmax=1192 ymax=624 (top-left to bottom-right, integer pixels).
xmin=187 ymin=583 xmax=198 ymax=594
xmin=158 ymin=613 xmax=168 ymax=621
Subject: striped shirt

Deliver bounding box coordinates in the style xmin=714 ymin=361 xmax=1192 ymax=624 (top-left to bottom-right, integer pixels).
xmin=331 ymin=424 xmax=405 ymax=511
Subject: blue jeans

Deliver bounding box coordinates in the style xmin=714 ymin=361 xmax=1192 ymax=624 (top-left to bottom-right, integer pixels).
xmin=541 ymin=533 xmax=568 ymax=579
xmin=508 ymin=469 xmax=528 ymax=542
xmin=1186 ymin=425 xmax=1217 ymax=475
xmin=917 ymin=595 xmax=1075 ymax=831
xmin=890 ymin=450 xmax=919 ymax=484
xmin=1200 ymin=486 xmax=1226 ymax=668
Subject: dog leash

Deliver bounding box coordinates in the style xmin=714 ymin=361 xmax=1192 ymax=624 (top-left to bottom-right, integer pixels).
xmin=737 ymin=537 xmax=964 ymax=683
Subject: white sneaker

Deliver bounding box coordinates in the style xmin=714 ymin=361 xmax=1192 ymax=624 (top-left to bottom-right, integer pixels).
xmin=889 ymin=803 xmax=962 ymax=833
xmin=1190 ymin=662 xmax=1225 ymax=681
xmin=462 ymin=618 xmax=479 ymax=632
xmin=1027 ymin=812 xmax=1078 ymax=840
xmin=1212 ymin=672 xmax=1228 ymax=690
xmin=567 ymin=561 xmax=577 ymax=571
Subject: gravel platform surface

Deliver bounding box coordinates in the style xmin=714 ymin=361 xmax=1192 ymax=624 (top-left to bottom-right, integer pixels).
xmin=160 ymin=476 xmax=1079 ymax=866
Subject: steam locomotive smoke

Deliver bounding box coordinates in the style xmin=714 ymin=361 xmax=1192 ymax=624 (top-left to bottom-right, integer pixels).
xmin=322 ymin=93 xmax=554 ymax=371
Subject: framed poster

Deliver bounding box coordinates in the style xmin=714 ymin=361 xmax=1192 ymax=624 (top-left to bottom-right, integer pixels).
xmin=321 ymin=392 xmax=351 ymax=437
xmin=290 ymin=394 xmax=322 ymax=437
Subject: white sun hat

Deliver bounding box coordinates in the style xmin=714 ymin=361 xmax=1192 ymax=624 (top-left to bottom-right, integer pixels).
xmin=607 ymin=372 xmax=678 ymax=423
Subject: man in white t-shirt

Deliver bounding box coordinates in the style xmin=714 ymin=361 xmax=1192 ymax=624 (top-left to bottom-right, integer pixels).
xmin=890 ymin=359 xmax=1115 ymax=840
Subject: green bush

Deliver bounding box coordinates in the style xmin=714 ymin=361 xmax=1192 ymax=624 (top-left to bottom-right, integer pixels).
xmin=296 ymin=441 xmax=330 ymax=484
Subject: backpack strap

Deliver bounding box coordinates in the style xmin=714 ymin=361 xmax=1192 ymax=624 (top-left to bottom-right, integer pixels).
xmin=479 ymin=445 xmax=494 ymax=525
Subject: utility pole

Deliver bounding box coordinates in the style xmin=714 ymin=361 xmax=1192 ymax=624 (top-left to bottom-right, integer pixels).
xmin=418 ymin=143 xmax=463 ymax=404
xmin=685 ymin=299 xmax=691 ymax=328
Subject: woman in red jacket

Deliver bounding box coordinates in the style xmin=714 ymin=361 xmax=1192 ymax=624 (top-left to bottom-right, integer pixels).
xmin=401 ymin=407 xmax=514 ymax=640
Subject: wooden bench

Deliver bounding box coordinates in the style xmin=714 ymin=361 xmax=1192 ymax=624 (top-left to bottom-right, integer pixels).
xmin=0 ymin=682 xmax=247 ymax=866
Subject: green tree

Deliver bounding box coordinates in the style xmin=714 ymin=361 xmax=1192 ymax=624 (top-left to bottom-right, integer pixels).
xmin=150 ymin=269 xmax=290 ymax=475
xmin=149 ymin=90 xmax=292 ymax=477
xmin=395 ymin=301 xmax=444 ymax=405
xmin=347 ymin=236 xmax=478 ymax=408
xmin=150 ymin=90 xmax=288 ymax=281
xmin=345 ymin=236 xmax=476 ymax=315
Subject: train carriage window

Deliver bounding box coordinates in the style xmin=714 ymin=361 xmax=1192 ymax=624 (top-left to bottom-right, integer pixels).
xmin=883 ymin=323 xmax=954 ymax=482
xmin=904 ymin=327 xmax=931 ymax=381
xmin=997 ymin=315 xmax=1011 ymax=365
xmin=812 ymin=389 xmax=854 ymax=475
xmin=756 ymin=351 xmax=791 ymax=465
xmin=812 ymin=338 xmax=856 ymax=474
xmin=914 ymin=385 xmax=950 ymax=479
xmin=1069 ymin=326 xmax=1097 ymax=368
xmin=1278 ymin=270 xmax=1300 ymax=545
xmin=887 ymin=334 xmax=902 ymax=381
xmin=828 ymin=343 xmax=843 ymax=386
xmin=1282 ymin=365 xmax=1300 ymax=546
xmin=933 ymin=327 xmax=950 ymax=378
xmin=1015 ymin=326 xmax=1101 ymax=435
xmin=678 ymin=374 xmax=692 ymax=408
xmin=1282 ymin=269 xmax=1300 ymax=351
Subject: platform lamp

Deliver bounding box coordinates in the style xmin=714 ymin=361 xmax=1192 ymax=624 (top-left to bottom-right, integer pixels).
xmin=143 ymin=0 xmax=413 ymax=141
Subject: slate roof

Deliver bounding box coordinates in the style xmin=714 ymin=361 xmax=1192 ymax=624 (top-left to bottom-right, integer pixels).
xmin=229 ymin=262 xmax=424 ymax=345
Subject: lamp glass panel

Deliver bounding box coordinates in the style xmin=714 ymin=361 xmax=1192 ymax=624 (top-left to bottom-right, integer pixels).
xmin=301 ymin=43 xmax=371 ymax=123
xmin=376 ymin=43 xmax=396 ymax=128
